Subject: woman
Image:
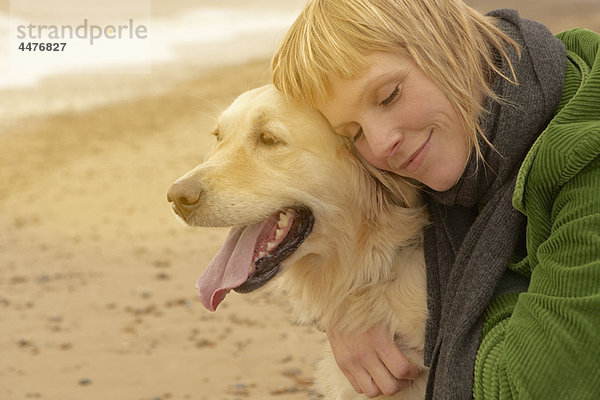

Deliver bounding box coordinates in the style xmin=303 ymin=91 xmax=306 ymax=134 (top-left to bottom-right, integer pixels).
xmin=271 ymin=0 xmax=600 ymax=398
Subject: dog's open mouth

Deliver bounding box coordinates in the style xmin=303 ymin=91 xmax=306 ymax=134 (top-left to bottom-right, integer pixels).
xmin=196 ymin=207 xmax=314 ymax=311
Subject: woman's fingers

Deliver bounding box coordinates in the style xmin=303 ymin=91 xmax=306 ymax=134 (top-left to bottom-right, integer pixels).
xmin=349 ymin=366 xmax=382 ymax=398
xmin=378 ymin=340 xmax=422 ymax=381
xmin=369 ymin=359 xmax=404 ymax=397
xmin=327 ymin=324 xmax=421 ymax=397
xmin=340 ymin=366 xmax=363 ymax=394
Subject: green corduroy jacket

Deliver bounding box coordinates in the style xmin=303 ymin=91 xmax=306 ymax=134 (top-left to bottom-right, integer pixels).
xmin=474 ymin=28 xmax=600 ymax=399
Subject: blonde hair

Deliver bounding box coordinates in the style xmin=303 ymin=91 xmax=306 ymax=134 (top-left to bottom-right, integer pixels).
xmin=271 ymin=0 xmax=520 ymax=163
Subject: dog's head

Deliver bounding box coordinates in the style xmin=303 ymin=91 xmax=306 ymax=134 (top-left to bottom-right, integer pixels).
xmin=168 ymin=85 xmax=358 ymax=310
xmin=168 ymin=85 xmax=349 ymax=226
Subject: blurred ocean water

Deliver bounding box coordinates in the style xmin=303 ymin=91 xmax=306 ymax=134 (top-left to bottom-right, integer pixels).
xmin=0 ymin=2 xmax=303 ymax=89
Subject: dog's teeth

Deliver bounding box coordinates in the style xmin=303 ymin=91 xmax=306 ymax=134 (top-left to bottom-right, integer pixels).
xmin=266 ymin=242 xmax=276 ymax=251
xmin=258 ymin=251 xmax=267 ymax=259
xmin=275 ymin=229 xmax=283 ymax=239
xmin=278 ymin=212 xmax=290 ymax=228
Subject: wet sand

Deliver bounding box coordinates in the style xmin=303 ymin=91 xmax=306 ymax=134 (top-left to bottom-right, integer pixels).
xmin=0 ymin=1 xmax=598 ymax=399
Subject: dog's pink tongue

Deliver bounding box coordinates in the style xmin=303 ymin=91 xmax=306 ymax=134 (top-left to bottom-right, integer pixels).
xmin=196 ymin=222 xmax=264 ymax=311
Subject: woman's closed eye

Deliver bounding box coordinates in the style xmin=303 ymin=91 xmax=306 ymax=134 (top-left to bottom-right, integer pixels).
xmin=352 ymin=127 xmax=363 ymax=143
xmin=380 ymin=84 xmax=400 ymax=106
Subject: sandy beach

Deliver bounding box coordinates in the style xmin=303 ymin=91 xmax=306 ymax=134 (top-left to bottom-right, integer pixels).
xmin=1 ymin=1 xmax=598 ymax=399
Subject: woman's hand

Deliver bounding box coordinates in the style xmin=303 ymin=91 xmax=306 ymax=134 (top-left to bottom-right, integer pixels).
xmin=326 ymin=324 xmax=422 ymax=398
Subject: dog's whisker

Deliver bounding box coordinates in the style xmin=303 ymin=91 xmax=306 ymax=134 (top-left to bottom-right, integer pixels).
xmin=265 ymin=215 xmax=279 ymax=225
xmin=194 ymin=109 xmax=218 ymax=123
xmin=191 ymin=95 xmax=222 ymax=115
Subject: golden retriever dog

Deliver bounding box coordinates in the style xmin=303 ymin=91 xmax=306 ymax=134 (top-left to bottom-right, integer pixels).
xmin=167 ymin=84 xmax=429 ymax=399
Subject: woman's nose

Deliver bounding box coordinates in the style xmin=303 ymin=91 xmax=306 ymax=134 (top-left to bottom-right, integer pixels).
xmin=359 ymin=122 xmax=403 ymax=160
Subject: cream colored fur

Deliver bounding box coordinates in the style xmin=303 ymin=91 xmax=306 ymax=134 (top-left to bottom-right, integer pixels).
xmin=172 ymin=85 xmax=429 ymax=399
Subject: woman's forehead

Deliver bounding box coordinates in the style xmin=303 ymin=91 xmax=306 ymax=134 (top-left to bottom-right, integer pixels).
xmin=326 ymin=52 xmax=413 ymax=96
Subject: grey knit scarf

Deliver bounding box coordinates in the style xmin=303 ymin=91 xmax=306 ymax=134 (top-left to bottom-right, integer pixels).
xmin=423 ymin=10 xmax=566 ymax=399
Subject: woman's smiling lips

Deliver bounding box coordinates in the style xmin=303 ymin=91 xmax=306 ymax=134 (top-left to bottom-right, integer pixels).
xmin=395 ymin=131 xmax=433 ymax=173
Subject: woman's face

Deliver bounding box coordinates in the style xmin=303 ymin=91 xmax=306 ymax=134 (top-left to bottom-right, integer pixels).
xmin=317 ymin=52 xmax=471 ymax=192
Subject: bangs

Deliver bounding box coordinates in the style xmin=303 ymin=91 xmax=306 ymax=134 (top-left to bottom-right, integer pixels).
xmin=272 ymin=0 xmax=401 ymax=107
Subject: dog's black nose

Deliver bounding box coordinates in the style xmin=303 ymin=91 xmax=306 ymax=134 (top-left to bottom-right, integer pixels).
xmin=167 ymin=180 xmax=202 ymax=219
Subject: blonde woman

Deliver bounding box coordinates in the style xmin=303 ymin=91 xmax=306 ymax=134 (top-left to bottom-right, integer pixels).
xmin=272 ymin=0 xmax=600 ymax=398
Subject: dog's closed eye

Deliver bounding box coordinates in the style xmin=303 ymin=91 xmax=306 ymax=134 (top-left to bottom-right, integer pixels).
xmin=258 ymin=132 xmax=281 ymax=146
